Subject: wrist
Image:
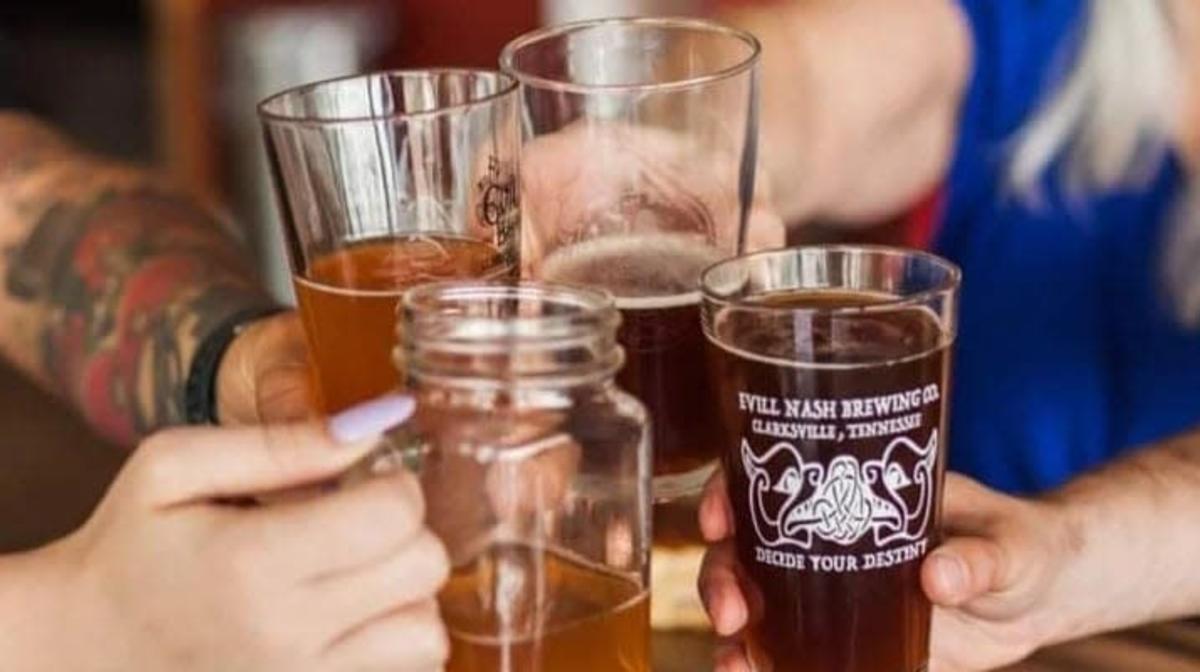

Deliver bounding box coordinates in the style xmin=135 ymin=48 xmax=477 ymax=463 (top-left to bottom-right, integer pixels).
xmin=188 ymin=304 xmax=286 ymax=426
xmin=1028 ymin=492 xmax=1113 ymax=648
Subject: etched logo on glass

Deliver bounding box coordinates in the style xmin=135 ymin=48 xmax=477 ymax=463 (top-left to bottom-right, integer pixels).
xmin=743 ymin=431 xmax=938 ymax=551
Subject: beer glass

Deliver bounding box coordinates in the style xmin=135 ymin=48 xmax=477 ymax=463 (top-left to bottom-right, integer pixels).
xmin=701 ymin=246 xmax=960 ymax=672
xmin=374 ymin=281 xmax=652 ymax=672
xmin=259 ymin=70 xmax=521 ymax=414
xmin=501 ymin=17 xmax=761 ymax=500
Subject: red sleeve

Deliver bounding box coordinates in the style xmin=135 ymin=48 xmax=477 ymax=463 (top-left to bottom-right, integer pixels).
xmin=901 ymin=190 xmax=945 ymax=251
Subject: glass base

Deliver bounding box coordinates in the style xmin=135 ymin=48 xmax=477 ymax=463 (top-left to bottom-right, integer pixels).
xmin=653 ymin=461 xmax=717 ymax=502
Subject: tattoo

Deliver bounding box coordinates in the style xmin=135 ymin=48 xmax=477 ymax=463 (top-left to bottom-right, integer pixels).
xmin=3 ymin=168 xmax=274 ymax=445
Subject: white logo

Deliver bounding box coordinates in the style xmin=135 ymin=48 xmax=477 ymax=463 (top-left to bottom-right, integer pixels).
xmin=743 ymin=432 xmax=938 ymax=550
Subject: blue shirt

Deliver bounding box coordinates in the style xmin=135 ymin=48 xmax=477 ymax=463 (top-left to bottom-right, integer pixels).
xmin=939 ymin=0 xmax=1200 ymax=494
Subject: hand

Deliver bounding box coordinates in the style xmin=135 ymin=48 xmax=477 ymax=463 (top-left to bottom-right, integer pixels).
xmin=697 ymin=470 xmax=1078 ymax=672
xmin=12 ymin=395 xmax=450 ymax=671
xmin=217 ymin=311 xmax=316 ymax=424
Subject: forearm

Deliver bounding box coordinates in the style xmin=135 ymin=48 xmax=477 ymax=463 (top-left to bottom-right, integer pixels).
xmin=718 ymin=0 xmax=972 ymax=223
xmin=1042 ymin=428 xmax=1200 ymax=644
xmin=0 ymin=113 xmax=277 ymax=445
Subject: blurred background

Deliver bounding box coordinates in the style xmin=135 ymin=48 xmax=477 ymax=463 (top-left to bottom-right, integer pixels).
xmin=4 ymin=0 xmax=917 ymax=558
xmin=0 ymin=0 xmax=702 ymax=551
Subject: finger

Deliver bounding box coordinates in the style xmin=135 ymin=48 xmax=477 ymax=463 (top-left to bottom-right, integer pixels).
xmin=255 ymin=363 xmax=317 ymax=424
xmin=941 ymin=473 xmax=1004 ymax=528
xmin=135 ymin=394 xmax=414 ymax=506
xmin=698 ymin=540 xmax=749 ymax=636
xmin=324 ymin=599 xmax=449 ymax=671
xmin=310 ymin=529 xmax=449 ymax=627
xmin=699 ymin=469 xmax=735 ymax=542
xmin=923 ymin=536 xmax=1008 ymax=608
xmin=246 ymin=469 xmax=428 ymax=579
xmin=217 ymin=312 xmax=316 ymax=425
xmin=715 ymin=641 xmax=753 ymax=672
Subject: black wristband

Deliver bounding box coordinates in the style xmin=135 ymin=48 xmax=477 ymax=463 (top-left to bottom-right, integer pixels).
xmin=185 ymin=305 xmax=288 ymax=425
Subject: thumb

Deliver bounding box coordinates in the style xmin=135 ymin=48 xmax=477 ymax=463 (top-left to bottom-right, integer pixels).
xmin=923 ymin=536 xmax=1009 ymax=608
xmin=134 ymin=394 xmax=415 ymax=506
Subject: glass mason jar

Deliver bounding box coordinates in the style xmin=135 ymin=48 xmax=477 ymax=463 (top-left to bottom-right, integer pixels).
xmin=380 ymin=281 xmax=653 ymax=672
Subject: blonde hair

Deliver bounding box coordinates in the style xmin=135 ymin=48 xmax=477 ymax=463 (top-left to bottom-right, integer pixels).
xmin=1007 ymin=0 xmax=1200 ymax=324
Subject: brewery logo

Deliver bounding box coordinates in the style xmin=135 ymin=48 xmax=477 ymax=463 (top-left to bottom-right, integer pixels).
xmin=743 ymin=431 xmax=937 ymax=552
xmin=476 ymin=155 xmax=519 ymax=264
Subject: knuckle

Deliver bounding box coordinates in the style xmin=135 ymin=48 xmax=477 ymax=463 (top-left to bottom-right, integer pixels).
xmin=370 ymin=473 xmax=425 ymax=536
xmin=129 ymin=432 xmax=188 ymax=498
xmin=393 ymin=469 xmax=426 ymax=521
xmin=411 ymin=530 xmax=451 ymax=590
xmin=413 ymin=603 xmax=450 ymax=663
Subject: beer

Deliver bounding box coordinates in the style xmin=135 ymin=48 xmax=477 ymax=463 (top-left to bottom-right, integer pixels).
xmin=539 ymin=233 xmax=724 ymax=487
xmin=293 ymin=235 xmax=509 ymax=412
xmin=440 ymin=542 xmax=650 ymax=672
xmin=708 ymin=288 xmax=951 ymax=672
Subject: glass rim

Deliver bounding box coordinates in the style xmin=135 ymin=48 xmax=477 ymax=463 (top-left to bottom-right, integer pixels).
xmin=257 ymin=68 xmax=519 ymax=126
xmin=700 ymin=245 xmax=962 ymax=316
xmin=499 ymin=16 xmax=761 ymax=95
xmin=401 ymin=280 xmax=621 ymax=342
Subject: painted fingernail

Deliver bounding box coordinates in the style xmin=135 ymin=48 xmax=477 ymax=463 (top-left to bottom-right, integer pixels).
xmin=929 ymin=552 xmax=965 ymax=597
xmin=328 ymin=394 xmax=415 ymax=444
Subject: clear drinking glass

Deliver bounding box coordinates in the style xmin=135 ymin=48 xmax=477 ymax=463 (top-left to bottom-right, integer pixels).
xmin=259 ymin=70 xmax=521 ymax=414
xmin=501 ymin=17 xmax=761 ymax=501
xmin=701 ymin=246 xmax=960 ymax=672
xmin=369 ymin=281 xmax=652 ymax=672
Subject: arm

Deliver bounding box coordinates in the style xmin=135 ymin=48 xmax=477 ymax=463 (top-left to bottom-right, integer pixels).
xmin=0 ymin=112 xmax=285 ymax=445
xmin=1036 ymin=429 xmax=1200 ymax=641
xmin=718 ymin=0 xmax=972 ymax=223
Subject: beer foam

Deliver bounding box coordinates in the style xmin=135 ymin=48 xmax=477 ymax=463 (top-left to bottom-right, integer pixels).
xmin=293 ymin=263 xmax=511 ymax=298
xmin=292 ymin=275 xmax=405 ymax=298
xmin=539 ymin=233 xmax=723 ymax=300
xmin=614 ymin=291 xmax=700 ymax=311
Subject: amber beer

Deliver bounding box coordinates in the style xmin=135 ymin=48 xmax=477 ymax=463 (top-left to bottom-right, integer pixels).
xmin=439 ymin=543 xmax=650 ymax=672
xmin=540 ymin=233 xmax=724 ymax=486
xmin=704 ymin=249 xmax=958 ymax=672
xmin=293 ymin=235 xmax=510 ymax=412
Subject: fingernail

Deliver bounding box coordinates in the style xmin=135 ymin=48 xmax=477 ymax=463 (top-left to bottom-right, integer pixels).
xmin=930 ymin=552 xmax=966 ymax=596
xmin=722 ymin=591 xmax=748 ymax=635
xmin=328 ymin=394 xmax=415 ymax=444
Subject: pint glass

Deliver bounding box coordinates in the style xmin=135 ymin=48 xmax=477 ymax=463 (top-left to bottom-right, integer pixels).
xmin=701 ymin=247 xmax=960 ymax=672
xmin=501 ymin=18 xmax=761 ymax=499
xmin=259 ymin=70 xmax=521 ymax=413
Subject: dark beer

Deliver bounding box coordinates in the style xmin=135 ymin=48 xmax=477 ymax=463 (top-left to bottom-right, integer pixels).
xmin=708 ymin=289 xmax=951 ymax=672
xmin=440 ymin=542 xmax=650 ymax=672
xmin=293 ymin=235 xmax=510 ymax=412
xmin=539 ymin=233 xmax=724 ymax=486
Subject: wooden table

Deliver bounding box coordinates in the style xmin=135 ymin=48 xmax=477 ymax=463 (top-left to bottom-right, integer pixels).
xmin=652 ymin=621 xmax=1200 ymax=671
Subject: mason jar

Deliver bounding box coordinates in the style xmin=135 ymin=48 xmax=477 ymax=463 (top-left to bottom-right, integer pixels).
xmin=383 ymin=281 xmax=652 ymax=672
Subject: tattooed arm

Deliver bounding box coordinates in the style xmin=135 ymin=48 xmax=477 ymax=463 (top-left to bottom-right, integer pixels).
xmin=0 ymin=112 xmax=311 ymax=446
